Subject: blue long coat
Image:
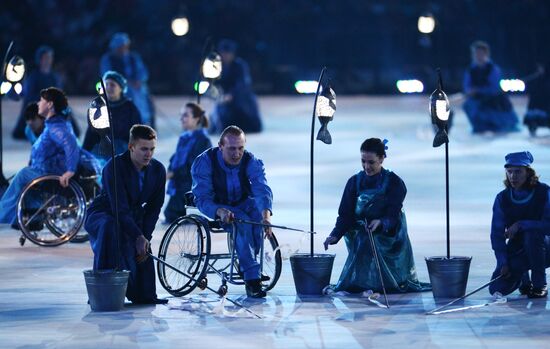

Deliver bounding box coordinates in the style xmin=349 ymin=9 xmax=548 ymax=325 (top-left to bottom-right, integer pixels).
xmin=85 ymin=150 xmax=166 ymax=303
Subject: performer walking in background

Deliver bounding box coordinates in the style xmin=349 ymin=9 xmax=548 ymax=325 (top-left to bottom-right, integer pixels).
xmin=523 ymin=61 xmax=550 ymax=136
xmin=210 ymin=40 xmax=263 ymax=134
xmin=324 ymin=138 xmax=430 ymax=294
xmin=489 ymin=151 xmax=550 ymax=298
xmin=463 ymin=41 xmax=519 ymax=134
xmin=164 ymin=102 xmax=212 ymax=224
xmin=100 ymin=33 xmax=155 ymax=128
xmin=12 ymin=46 xmax=80 ymax=140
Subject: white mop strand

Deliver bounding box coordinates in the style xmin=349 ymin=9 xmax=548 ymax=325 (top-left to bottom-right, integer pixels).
xmin=362 ymin=290 xmax=389 ymax=309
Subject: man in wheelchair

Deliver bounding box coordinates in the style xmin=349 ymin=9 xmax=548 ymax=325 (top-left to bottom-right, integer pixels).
xmin=0 ymin=87 xmax=79 ymax=227
xmin=85 ymin=125 xmax=167 ymax=305
xmin=191 ymin=125 xmax=273 ymax=298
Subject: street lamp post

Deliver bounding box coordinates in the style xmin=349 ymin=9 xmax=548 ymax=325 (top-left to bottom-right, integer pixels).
xmin=0 ymin=41 xmax=26 ymax=193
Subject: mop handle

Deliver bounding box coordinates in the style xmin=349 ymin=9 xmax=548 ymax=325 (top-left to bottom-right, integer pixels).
xmin=426 ymin=274 xmax=503 ymax=315
xmin=363 ymin=219 xmax=390 ymax=309
xmin=234 ymin=218 xmax=317 ymax=234
xmin=148 ymin=253 xmax=262 ymax=319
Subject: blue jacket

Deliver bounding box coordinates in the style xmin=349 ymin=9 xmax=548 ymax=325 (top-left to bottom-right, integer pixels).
xmin=491 ymin=183 xmax=550 ymax=267
xmin=167 ymin=129 xmax=212 ymax=195
xmin=87 ymin=151 xmax=166 ymax=240
xmin=30 ymin=115 xmax=79 ymax=175
xmin=191 ymin=147 xmax=272 ymax=219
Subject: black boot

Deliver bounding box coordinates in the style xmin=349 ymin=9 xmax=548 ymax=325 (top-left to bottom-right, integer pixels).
xmin=528 ymin=286 xmax=548 ymax=298
xmin=245 ymin=279 xmax=266 ymax=298
xmin=518 ymin=282 xmax=533 ymax=295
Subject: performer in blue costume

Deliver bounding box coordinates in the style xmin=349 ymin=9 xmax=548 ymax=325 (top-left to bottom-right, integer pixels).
xmin=164 ymin=102 xmax=212 ymax=223
xmin=324 ymin=138 xmax=430 ymax=294
xmin=12 ymin=46 xmax=80 ymax=140
xmin=191 ymin=125 xmax=272 ymax=298
xmin=83 ymin=70 xmax=142 ymax=168
xmin=209 ymin=40 xmax=263 ymax=134
xmin=0 ymin=88 xmax=79 ymax=226
xmin=463 ymin=41 xmax=519 ymax=134
xmin=489 ymin=151 xmax=550 ymax=298
xmin=100 ymin=33 xmax=154 ymax=128
xmin=85 ymin=125 xmax=167 ymax=304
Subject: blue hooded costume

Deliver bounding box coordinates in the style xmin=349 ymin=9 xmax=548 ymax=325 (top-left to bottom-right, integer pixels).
xmin=0 ymin=114 xmax=79 ymax=224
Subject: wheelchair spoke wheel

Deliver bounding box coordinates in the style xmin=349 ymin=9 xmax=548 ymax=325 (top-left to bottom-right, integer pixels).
xmin=262 ymin=234 xmax=282 ymax=291
xmin=69 ymin=181 xmax=100 ymax=243
xmin=157 ymin=215 xmax=211 ymax=297
xmin=17 ymin=175 xmax=86 ymax=247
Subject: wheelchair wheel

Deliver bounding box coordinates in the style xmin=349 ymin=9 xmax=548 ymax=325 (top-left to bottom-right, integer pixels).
xmin=69 ymin=181 xmax=100 ymax=243
xmin=226 ymin=227 xmax=282 ymax=292
xmin=262 ymin=234 xmax=282 ymax=291
xmin=17 ymin=175 xmax=86 ymax=247
xmin=157 ymin=215 xmax=211 ymax=297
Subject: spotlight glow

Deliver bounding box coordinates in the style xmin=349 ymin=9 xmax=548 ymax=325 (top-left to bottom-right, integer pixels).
xmin=418 ymin=15 xmax=435 ymax=34
xmin=13 ymin=82 xmax=23 ymax=94
xmin=194 ymin=81 xmax=210 ymax=94
xmin=396 ymin=79 xmax=424 ymax=93
xmin=500 ymin=79 xmax=525 ymax=92
xmin=0 ymin=81 xmax=12 ymax=94
xmin=294 ymin=80 xmax=318 ymax=94
xmin=171 ymin=17 xmax=189 ymax=37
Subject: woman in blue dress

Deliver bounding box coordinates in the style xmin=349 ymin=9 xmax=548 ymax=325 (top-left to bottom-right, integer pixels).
xmin=324 ymin=138 xmax=430 ymax=293
xmin=163 ymin=102 xmax=212 ymax=223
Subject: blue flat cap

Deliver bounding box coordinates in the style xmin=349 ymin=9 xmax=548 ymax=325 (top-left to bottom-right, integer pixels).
xmin=504 ymin=151 xmax=534 ymax=167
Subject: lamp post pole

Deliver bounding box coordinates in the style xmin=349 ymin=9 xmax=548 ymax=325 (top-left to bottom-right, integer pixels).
xmin=0 ymin=41 xmax=14 ymax=190
xmin=445 ymin=133 xmax=450 ymax=259
xmin=100 ymin=80 xmax=122 ymax=270
xmin=310 ymin=66 xmax=327 ymax=257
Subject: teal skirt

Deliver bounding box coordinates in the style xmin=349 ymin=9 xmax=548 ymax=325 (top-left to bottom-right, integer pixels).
xmin=332 ymin=215 xmax=430 ymax=294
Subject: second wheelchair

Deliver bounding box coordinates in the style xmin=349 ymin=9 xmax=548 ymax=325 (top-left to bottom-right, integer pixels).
xmin=16 ymin=171 xmax=100 ymax=247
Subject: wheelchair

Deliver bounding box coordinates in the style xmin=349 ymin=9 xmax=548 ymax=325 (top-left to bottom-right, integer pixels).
xmin=16 ymin=171 xmax=100 ymax=247
xmin=156 ymin=198 xmax=282 ymax=297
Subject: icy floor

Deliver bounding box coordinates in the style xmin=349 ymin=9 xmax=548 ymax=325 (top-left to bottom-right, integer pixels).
xmin=1 ymin=95 xmax=550 ymax=348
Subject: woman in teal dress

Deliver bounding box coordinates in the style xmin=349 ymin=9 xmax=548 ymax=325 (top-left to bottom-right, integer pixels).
xmin=324 ymin=138 xmax=430 ymax=293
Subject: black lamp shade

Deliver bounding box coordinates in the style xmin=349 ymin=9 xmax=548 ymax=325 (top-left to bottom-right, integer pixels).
xmin=201 ymin=52 xmax=222 ymax=80
xmin=315 ymin=84 xmax=336 ymax=144
xmin=88 ymin=96 xmax=110 ymax=130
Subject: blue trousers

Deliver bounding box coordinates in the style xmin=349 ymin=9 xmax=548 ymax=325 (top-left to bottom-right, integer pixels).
xmin=489 ymin=234 xmax=550 ymax=295
xmin=85 ymin=211 xmax=157 ymax=303
xmin=0 ymin=167 xmax=43 ymax=224
xmin=221 ymin=200 xmax=263 ymax=281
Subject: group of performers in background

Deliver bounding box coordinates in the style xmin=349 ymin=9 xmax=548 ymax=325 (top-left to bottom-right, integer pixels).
xmin=0 ymin=37 xmax=548 ymax=303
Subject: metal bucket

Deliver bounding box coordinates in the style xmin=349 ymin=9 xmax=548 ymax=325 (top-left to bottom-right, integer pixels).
xmin=425 ymin=256 xmax=472 ymax=299
xmin=290 ymin=253 xmax=335 ymax=296
xmin=83 ymin=269 xmax=130 ymax=311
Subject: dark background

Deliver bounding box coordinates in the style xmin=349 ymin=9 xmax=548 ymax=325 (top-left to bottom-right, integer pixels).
xmin=1 ymin=0 xmax=548 ymax=95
